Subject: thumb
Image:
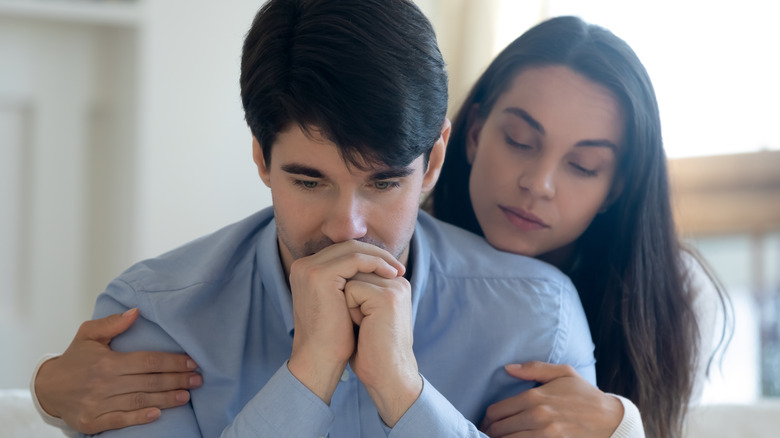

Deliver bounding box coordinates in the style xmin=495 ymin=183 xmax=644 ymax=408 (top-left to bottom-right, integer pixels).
xmin=77 ymin=308 xmax=140 ymax=344
xmin=504 ymin=361 xmax=578 ymax=385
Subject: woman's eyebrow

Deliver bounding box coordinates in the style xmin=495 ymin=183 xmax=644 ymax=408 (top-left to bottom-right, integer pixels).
xmin=504 ymin=107 xmax=545 ymax=135
xmin=575 ymin=139 xmax=619 ymax=152
xmin=503 ymin=107 xmax=618 ymax=152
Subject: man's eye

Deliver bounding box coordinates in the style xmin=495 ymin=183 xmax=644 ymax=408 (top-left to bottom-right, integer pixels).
xmin=374 ymin=181 xmax=400 ymax=190
xmin=295 ymin=180 xmax=319 ymax=189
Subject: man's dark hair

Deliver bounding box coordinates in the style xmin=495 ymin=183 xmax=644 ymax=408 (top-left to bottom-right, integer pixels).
xmin=240 ymin=0 xmax=448 ymax=169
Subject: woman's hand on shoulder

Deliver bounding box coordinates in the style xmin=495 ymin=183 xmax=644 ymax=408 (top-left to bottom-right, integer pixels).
xmin=34 ymin=308 xmax=203 ymax=434
xmin=480 ymin=361 xmax=623 ymax=438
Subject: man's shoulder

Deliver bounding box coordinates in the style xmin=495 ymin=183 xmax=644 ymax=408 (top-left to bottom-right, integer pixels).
xmin=417 ymin=211 xmax=568 ymax=284
xmin=116 ymin=207 xmax=275 ymax=294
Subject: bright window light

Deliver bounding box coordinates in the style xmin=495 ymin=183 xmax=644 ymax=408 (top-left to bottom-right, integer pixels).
xmin=499 ymin=0 xmax=780 ymax=158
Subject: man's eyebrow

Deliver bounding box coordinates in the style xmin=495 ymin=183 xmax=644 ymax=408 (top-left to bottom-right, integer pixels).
xmin=371 ymin=167 xmax=415 ymax=180
xmin=280 ymin=164 xmax=323 ymax=178
xmin=504 ymin=107 xmax=545 ymax=135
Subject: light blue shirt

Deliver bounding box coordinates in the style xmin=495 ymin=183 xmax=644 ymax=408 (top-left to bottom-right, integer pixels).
xmin=86 ymin=207 xmax=595 ymax=438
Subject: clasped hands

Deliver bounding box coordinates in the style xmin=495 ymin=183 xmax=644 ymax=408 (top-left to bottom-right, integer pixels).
xmin=286 ymin=240 xmax=422 ymax=428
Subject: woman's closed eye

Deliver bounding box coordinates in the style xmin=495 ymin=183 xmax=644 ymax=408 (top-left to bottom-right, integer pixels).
xmin=569 ymin=162 xmax=598 ymax=177
xmin=505 ymin=135 xmax=533 ymax=150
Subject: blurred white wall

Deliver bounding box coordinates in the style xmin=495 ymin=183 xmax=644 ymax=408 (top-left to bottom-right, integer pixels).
xmin=0 ymin=0 xmax=271 ymax=389
xmin=134 ymin=0 xmax=271 ymax=261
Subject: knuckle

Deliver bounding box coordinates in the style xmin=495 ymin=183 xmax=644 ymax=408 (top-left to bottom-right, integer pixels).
xmin=76 ymin=320 xmax=93 ymax=336
xmin=540 ymin=404 xmax=554 ymax=417
xmin=525 ymin=387 xmax=543 ymax=403
xmin=560 ymin=364 xmax=576 ymax=375
xmin=483 ymin=404 xmax=499 ymax=422
xmin=132 ymin=392 xmax=148 ymax=410
xmin=142 ymin=352 xmax=163 ymax=371
xmin=306 ymin=264 xmax=324 ymax=278
xmin=91 ymin=357 xmax=115 ymax=381
xmin=541 ymin=422 xmax=562 ymax=437
xmin=290 ymin=258 xmax=311 ymax=273
xmin=95 ymin=355 xmax=113 ymax=370
xmin=528 ymin=404 xmax=552 ymax=421
xmin=81 ymin=399 xmax=98 ymax=415
xmin=74 ymin=415 xmax=94 ymax=434
xmin=144 ymin=374 xmax=162 ymax=391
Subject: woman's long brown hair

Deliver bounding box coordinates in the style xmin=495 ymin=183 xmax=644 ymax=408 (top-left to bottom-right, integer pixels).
xmin=426 ymin=16 xmax=730 ymax=437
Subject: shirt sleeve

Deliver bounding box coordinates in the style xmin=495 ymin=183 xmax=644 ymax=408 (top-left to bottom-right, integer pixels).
xmin=78 ymin=284 xmax=203 ymax=438
xmin=385 ymin=375 xmax=488 ymax=438
xmin=29 ymin=354 xmax=79 ymax=438
xmin=609 ymin=394 xmax=645 ymax=438
xmin=549 ymin=278 xmax=598 ymax=385
xmin=220 ymin=362 xmax=334 ymax=438
xmin=93 ymin=278 xmax=337 ymax=438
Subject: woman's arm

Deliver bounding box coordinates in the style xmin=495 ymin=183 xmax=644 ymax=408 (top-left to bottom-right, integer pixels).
xmin=31 ymin=309 xmax=202 ymax=435
xmin=479 ymin=362 xmax=642 ymax=438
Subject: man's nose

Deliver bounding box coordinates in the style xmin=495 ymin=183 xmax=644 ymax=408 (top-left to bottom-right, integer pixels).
xmin=321 ymin=193 xmax=368 ymax=243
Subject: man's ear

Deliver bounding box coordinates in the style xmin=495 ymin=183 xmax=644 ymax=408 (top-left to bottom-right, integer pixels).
xmin=465 ymin=104 xmax=484 ymax=165
xmin=421 ymin=118 xmax=451 ymax=192
xmin=252 ymin=136 xmax=272 ymax=188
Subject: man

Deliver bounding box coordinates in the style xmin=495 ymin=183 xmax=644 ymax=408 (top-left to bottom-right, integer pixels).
xmin=32 ymin=0 xmax=595 ymax=436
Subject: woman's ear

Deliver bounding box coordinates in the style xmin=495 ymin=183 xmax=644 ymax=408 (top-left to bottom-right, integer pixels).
xmin=600 ymin=178 xmax=624 ymax=213
xmin=252 ymin=137 xmax=272 ymax=188
xmin=466 ymin=104 xmax=484 ymax=165
xmin=421 ymin=118 xmax=451 ymax=192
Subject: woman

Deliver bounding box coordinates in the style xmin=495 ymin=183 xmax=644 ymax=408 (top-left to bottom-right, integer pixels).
xmin=427 ymin=15 xmax=730 ymax=438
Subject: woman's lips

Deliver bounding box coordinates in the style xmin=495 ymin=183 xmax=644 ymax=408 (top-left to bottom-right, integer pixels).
xmin=499 ymin=206 xmax=550 ymax=231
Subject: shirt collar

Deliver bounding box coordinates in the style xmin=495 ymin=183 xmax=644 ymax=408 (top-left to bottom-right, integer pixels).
xmin=256 ymin=216 xmax=296 ymax=337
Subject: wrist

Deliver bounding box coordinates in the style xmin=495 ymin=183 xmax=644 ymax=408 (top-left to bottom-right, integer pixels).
xmin=34 ymin=356 xmax=62 ymax=418
xmin=603 ymin=392 xmax=626 ymax=434
xmin=287 ymin=352 xmax=347 ymax=405
xmin=365 ymin=372 xmax=423 ymax=427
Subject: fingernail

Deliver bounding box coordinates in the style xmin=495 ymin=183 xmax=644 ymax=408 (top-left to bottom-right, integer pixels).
xmin=175 ymin=391 xmax=190 ymax=403
xmin=186 ymin=359 xmax=197 ymax=369
xmin=146 ymin=408 xmax=161 ymax=419
xmin=505 ymin=364 xmax=522 ymax=371
xmin=122 ymin=308 xmax=138 ymax=317
xmin=189 ymin=375 xmax=203 ymax=387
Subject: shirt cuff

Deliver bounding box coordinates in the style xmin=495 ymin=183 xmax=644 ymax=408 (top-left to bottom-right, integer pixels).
xmin=387 ymin=375 xmax=472 ymax=437
xmin=228 ymin=361 xmax=334 ymax=437
xmin=609 ymin=394 xmax=645 ymax=438
xmin=30 ymin=354 xmax=79 ymax=438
